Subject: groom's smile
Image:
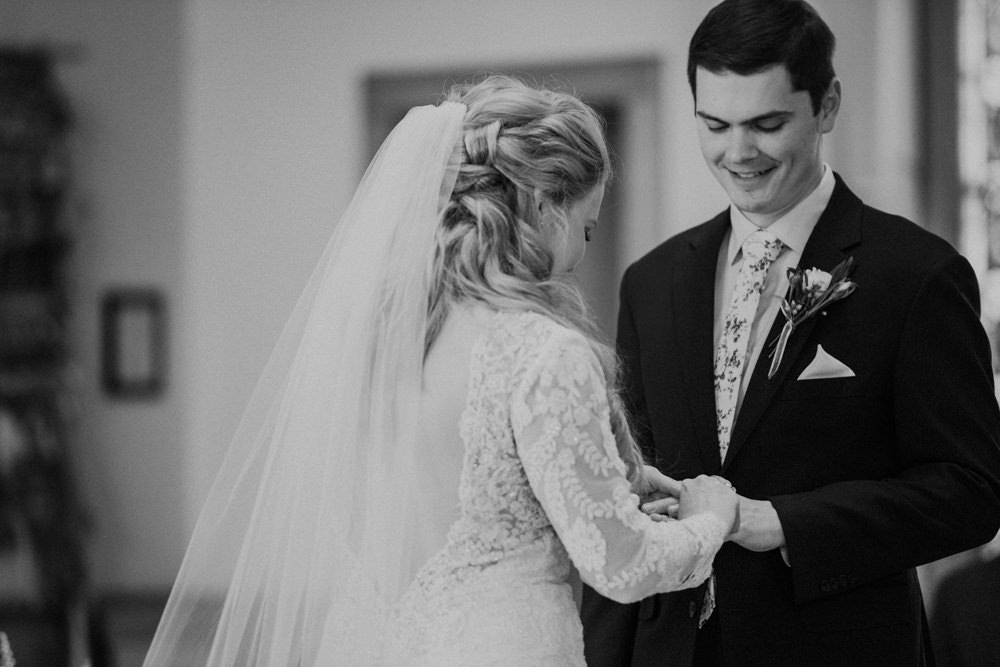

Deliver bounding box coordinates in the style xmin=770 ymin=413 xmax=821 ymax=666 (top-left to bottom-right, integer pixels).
xmin=726 ymin=166 xmax=777 ymax=183
xmin=694 ymin=65 xmax=840 ymax=228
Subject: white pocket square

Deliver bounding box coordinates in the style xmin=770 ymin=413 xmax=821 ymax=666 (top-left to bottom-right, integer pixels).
xmin=797 ymin=344 xmax=855 ymax=380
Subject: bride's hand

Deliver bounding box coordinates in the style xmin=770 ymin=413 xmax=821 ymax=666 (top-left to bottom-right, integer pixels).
xmin=635 ymin=465 xmax=681 ymax=521
xmin=633 ymin=465 xmax=681 ymax=496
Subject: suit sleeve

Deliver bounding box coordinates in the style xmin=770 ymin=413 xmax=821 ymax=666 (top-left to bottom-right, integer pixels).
xmin=772 ymin=253 xmax=1000 ymax=604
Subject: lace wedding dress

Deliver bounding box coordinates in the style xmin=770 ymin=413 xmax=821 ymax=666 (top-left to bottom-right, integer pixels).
xmin=384 ymin=310 xmax=728 ymax=666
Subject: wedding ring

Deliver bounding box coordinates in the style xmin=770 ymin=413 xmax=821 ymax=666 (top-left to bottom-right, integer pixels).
xmin=712 ymin=475 xmax=735 ymax=492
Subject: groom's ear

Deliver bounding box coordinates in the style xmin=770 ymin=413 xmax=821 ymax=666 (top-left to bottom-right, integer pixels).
xmin=818 ymin=78 xmax=841 ymax=134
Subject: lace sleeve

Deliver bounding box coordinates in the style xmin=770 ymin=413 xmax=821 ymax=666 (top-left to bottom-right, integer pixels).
xmin=511 ymin=332 xmax=728 ymax=604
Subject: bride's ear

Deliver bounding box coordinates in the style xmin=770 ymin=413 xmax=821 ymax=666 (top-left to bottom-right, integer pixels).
xmin=533 ymin=188 xmax=555 ymax=228
xmin=534 ymin=187 xmax=546 ymax=214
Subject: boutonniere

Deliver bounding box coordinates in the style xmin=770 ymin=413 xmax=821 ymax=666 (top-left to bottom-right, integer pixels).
xmin=768 ymin=257 xmax=857 ymax=378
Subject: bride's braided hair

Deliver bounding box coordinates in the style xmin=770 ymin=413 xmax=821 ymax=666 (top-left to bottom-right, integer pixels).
xmin=426 ymin=74 xmax=645 ymax=481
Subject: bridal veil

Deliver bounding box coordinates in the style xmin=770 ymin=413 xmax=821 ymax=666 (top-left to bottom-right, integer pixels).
xmin=144 ymin=102 xmax=467 ymax=665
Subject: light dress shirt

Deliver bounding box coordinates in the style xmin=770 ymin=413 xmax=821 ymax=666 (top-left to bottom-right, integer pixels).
xmin=713 ymin=165 xmax=836 ymax=420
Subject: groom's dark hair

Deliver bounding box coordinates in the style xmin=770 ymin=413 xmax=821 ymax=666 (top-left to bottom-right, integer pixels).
xmin=687 ymin=0 xmax=836 ymax=115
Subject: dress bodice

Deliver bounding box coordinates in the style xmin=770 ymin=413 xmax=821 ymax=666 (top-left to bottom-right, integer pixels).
xmin=450 ymin=311 xmax=562 ymax=559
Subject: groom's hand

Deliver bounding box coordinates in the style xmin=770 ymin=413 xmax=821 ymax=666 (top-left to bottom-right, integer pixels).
xmin=729 ymin=497 xmax=786 ymax=555
xmin=644 ymin=493 xmax=790 ymax=559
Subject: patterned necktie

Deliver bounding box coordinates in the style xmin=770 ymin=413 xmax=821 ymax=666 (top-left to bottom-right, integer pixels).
xmin=714 ymin=229 xmax=784 ymax=463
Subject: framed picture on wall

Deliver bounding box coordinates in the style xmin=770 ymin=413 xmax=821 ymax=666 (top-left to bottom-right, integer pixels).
xmin=101 ymin=288 xmax=166 ymax=398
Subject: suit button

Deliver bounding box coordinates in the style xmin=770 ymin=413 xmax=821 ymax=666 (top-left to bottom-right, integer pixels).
xmin=689 ymin=601 xmax=697 ymax=618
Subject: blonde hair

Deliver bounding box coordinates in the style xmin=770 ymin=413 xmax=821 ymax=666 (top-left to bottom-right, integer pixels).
xmin=425 ymin=75 xmax=645 ymax=482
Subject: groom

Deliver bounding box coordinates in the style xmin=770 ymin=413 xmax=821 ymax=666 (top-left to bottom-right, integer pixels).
xmin=581 ymin=0 xmax=1000 ymax=665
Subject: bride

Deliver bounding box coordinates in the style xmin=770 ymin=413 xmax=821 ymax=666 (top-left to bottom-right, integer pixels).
xmin=144 ymin=75 xmax=738 ymax=666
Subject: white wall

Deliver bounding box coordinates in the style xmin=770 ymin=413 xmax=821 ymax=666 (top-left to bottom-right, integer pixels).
xmin=3 ymin=0 xmax=918 ymax=592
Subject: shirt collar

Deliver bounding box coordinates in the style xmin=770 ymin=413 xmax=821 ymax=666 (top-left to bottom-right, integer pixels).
xmin=726 ymin=164 xmax=835 ymax=265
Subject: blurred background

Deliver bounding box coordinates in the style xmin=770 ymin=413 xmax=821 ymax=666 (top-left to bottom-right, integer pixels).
xmin=0 ymin=0 xmax=997 ymax=664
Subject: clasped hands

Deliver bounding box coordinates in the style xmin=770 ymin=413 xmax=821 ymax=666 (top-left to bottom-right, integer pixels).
xmin=636 ymin=465 xmax=787 ymax=554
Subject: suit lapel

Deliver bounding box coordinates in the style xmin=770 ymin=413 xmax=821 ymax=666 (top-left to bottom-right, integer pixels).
xmin=722 ymin=175 xmax=863 ymax=472
xmin=674 ymin=212 xmax=730 ymax=474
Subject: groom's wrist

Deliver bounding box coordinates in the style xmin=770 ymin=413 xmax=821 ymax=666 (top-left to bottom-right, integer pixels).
xmin=757 ymin=500 xmax=786 ymax=549
xmin=735 ymin=498 xmax=786 ymax=552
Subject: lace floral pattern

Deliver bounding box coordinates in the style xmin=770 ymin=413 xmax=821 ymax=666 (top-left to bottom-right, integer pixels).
xmin=386 ymin=311 xmax=727 ymax=665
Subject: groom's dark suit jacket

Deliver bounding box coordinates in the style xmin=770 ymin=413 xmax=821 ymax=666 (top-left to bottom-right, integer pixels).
xmin=582 ymin=175 xmax=1000 ymax=666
